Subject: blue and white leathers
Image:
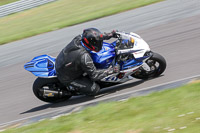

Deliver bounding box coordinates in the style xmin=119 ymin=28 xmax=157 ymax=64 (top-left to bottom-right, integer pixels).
xmin=24 ymin=32 xmax=152 ymax=83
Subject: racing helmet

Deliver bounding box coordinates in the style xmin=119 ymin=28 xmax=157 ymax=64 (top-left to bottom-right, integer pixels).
xmin=82 ymin=28 xmax=104 ymax=52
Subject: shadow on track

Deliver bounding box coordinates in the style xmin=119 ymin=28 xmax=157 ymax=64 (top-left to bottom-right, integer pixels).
xmin=20 ymin=79 xmax=144 ymax=114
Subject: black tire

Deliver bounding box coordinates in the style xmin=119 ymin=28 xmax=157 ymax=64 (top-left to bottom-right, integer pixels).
xmin=33 ymin=78 xmax=72 ymax=103
xmin=132 ymin=52 xmax=166 ymax=79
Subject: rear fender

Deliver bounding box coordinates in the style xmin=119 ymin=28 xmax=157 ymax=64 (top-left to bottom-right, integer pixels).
xmin=24 ymin=55 xmax=56 ymax=78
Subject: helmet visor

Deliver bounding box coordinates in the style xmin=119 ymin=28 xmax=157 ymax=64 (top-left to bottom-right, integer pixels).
xmin=93 ymin=39 xmax=103 ymax=52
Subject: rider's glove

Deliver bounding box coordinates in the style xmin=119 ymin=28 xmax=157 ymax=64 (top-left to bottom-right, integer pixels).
xmin=107 ymin=65 xmax=120 ymax=75
xmin=111 ymin=30 xmax=118 ymax=38
xmin=103 ymin=30 xmax=118 ymax=40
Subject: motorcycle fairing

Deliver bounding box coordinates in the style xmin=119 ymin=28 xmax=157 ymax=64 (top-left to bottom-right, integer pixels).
xmin=24 ymin=32 xmax=151 ymax=82
xmin=90 ymin=40 xmax=149 ymax=71
xmin=24 ymin=55 xmax=56 ymax=78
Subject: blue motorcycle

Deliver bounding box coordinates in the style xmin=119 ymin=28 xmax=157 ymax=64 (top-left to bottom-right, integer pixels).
xmin=24 ymin=32 xmax=166 ymax=103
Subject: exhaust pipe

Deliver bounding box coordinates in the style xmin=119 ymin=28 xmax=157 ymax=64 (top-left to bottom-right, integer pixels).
xmin=43 ymin=89 xmax=61 ymax=97
xmin=41 ymin=86 xmax=70 ymax=98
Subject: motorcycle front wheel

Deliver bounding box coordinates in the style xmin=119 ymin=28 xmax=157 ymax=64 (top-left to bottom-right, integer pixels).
xmin=131 ymin=52 xmax=166 ymax=79
xmin=33 ymin=78 xmax=72 ymax=103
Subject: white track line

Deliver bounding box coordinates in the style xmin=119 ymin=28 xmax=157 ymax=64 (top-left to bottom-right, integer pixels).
xmin=1 ymin=74 xmax=200 ymax=127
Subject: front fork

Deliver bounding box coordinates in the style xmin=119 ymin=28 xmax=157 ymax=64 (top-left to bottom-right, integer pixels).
xmin=141 ymin=51 xmax=154 ymax=72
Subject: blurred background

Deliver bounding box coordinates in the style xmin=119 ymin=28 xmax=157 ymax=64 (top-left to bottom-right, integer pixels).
xmin=0 ymin=0 xmax=200 ymax=132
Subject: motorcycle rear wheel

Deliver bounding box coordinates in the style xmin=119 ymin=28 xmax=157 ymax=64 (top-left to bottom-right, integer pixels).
xmin=33 ymin=78 xmax=72 ymax=103
xmin=131 ymin=52 xmax=166 ymax=79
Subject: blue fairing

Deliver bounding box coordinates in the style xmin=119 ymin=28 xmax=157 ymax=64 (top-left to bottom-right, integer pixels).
xmin=89 ymin=41 xmax=148 ymax=70
xmin=24 ymin=40 xmax=148 ymax=78
xmin=90 ymin=42 xmax=116 ymax=69
xmin=24 ymin=55 xmax=56 ymax=77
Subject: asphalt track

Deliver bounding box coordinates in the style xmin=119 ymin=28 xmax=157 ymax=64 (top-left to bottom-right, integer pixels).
xmin=0 ymin=0 xmax=200 ymax=126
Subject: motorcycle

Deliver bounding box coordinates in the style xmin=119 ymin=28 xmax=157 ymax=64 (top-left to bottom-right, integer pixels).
xmin=24 ymin=31 xmax=166 ymax=103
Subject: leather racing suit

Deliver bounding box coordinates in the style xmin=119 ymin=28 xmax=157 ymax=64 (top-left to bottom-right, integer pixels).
xmin=55 ymin=35 xmax=113 ymax=96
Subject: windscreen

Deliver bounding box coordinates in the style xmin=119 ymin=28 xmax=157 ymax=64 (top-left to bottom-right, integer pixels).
xmin=117 ymin=32 xmax=135 ymax=49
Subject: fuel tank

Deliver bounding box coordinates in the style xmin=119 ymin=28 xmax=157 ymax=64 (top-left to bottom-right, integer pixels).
xmin=90 ymin=42 xmax=116 ymax=69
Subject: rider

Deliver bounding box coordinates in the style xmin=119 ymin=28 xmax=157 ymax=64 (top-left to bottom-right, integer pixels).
xmin=55 ymin=28 xmax=118 ymax=96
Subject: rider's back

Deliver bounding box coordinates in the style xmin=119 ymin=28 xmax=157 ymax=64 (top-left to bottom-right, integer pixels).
xmin=55 ymin=35 xmax=86 ymax=84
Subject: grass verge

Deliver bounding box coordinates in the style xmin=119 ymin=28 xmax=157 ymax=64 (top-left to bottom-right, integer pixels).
xmin=3 ymin=80 xmax=200 ymax=133
xmin=0 ymin=0 xmax=163 ymax=45
xmin=0 ymin=0 xmax=19 ymax=6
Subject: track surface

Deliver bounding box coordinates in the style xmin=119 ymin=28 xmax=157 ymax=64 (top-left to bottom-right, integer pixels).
xmin=0 ymin=0 xmax=200 ymax=125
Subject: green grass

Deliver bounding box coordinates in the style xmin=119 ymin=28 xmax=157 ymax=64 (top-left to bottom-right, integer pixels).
xmin=0 ymin=0 xmax=19 ymax=6
xmin=0 ymin=0 xmax=163 ymax=45
xmin=3 ymin=81 xmax=200 ymax=133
